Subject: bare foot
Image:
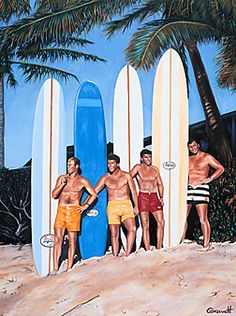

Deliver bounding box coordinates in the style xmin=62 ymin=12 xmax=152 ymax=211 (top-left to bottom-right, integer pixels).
xmin=198 ymin=244 xmax=214 ymax=252
xmin=49 ymin=270 xmax=58 ymax=276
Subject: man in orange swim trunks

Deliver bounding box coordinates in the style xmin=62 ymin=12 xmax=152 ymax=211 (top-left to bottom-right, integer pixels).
xmin=52 ymin=157 xmax=97 ymax=272
xmin=93 ymin=153 xmax=139 ymax=257
xmin=131 ymin=149 xmax=164 ymax=250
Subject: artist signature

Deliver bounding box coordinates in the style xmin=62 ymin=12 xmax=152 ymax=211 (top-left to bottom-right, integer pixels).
xmin=206 ymin=306 xmax=233 ymax=313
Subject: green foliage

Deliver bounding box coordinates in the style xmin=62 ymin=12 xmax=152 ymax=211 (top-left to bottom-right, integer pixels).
xmin=192 ymin=159 xmax=236 ymax=242
xmin=0 ymin=167 xmax=31 ymax=244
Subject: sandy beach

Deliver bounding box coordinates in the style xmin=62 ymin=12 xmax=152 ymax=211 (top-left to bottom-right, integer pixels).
xmin=0 ymin=242 xmax=235 ymax=316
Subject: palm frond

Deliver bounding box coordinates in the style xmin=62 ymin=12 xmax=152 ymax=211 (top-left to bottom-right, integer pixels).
xmin=0 ymin=61 xmax=17 ymax=87
xmin=105 ymin=0 xmax=163 ymax=38
xmin=3 ymin=0 xmax=140 ymax=51
xmin=126 ymin=19 xmax=219 ymax=70
xmin=17 ymin=47 xmax=106 ymax=63
xmin=0 ymin=0 xmax=31 ymax=22
xmin=216 ymin=37 xmax=236 ymax=91
xmin=173 ymin=43 xmax=190 ymax=96
xmin=11 ymin=60 xmax=79 ymax=82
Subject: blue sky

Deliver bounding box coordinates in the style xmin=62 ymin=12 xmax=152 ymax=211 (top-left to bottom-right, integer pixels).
xmin=5 ymin=26 xmax=236 ymax=168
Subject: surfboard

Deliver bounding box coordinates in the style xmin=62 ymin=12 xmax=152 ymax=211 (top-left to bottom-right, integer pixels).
xmin=152 ymin=48 xmax=189 ymax=247
xmin=74 ymin=81 xmax=108 ymax=260
xmin=32 ymin=78 xmax=66 ymax=277
xmin=113 ymin=65 xmax=143 ymax=251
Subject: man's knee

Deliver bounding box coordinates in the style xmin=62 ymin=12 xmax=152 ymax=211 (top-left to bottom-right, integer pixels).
xmin=110 ymin=230 xmax=119 ymax=239
xmin=141 ymin=219 xmax=149 ymax=230
xmin=199 ymin=217 xmax=207 ymax=225
xmin=54 ymin=235 xmax=63 ymax=245
xmin=129 ymin=224 xmax=137 ymax=234
xmin=157 ymin=219 xmax=165 ymax=229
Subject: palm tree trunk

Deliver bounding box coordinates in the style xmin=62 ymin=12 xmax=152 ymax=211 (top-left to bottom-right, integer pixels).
xmin=186 ymin=42 xmax=233 ymax=165
xmin=0 ymin=76 xmax=4 ymax=168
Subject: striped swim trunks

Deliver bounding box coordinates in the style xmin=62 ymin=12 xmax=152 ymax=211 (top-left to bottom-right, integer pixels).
xmin=187 ymin=184 xmax=210 ymax=204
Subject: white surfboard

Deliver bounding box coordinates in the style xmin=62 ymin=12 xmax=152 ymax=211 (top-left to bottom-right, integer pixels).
xmin=152 ymin=49 xmax=189 ymax=247
xmin=32 ymin=78 xmax=66 ymax=277
xmin=113 ymin=65 xmax=143 ymax=251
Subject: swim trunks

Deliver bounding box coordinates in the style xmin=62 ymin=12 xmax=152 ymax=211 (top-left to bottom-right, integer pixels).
xmin=138 ymin=192 xmax=163 ymax=212
xmin=107 ymin=200 xmax=135 ymax=225
xmin=54 ymin=205 xmax=81 ymax=231
xmin=187 ymin=184 xmax=210 ymax=204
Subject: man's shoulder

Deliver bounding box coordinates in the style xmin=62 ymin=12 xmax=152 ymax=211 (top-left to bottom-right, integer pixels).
xmin=120 ymin=170 xmax=131 ymax=178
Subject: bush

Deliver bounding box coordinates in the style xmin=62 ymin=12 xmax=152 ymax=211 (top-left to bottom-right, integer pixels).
xmin=0 ymin=167 xmax=31 ymax=244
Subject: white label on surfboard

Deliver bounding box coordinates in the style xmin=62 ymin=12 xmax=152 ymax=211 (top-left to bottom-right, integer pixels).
xmin=86 ymin=209 xmax=99 ymax=217
xmin=163 ymin=161 xmax=176 ymax=170
xmin=40 ymin=234 xmax=54 ymax=248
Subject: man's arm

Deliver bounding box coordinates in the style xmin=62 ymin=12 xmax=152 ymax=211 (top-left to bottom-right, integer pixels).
xmin=52 ymin=175 xmax=67 ymax=199
xmin=127 ymin=173 xmax=139 ymax=215
xmin=156 ymin=168 xmax=164 ymax=205
xmin=205 ymin=155 xmax=224 ymax=183
xmin=79 ymin=178 xmax=97 ymax=213
xmin=130 ymin=164 xmax=140 ymax=178
xmin=82 ymin=175 xmax=106 ymax=207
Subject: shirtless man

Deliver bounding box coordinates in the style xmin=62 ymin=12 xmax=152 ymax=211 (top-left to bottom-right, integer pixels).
xmin=181 ymin=138 xmax=224 ymax=250
xmin=94 ymin=153 xmax=139 ymax=256
xmin=52 ymin=157 xmax=97 ymax=272
xmin=131 ymin=149 xmax=164 ymax=250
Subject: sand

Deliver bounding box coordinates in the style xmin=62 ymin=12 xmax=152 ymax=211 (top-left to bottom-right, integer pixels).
xmin=0 ymin=242 xmax=235 ymax=316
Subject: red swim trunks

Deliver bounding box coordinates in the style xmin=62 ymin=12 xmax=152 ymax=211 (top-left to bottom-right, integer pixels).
xmin=138 ymin=192 xmax=163 ymax=212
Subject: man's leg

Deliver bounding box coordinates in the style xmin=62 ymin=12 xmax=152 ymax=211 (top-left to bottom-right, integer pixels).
xmin=140 ymin=212 xmax=150 ymax=250
xmin=195 ymin=204 xmax=211 ymax=249
xmin=67 ymin=231 xmax=77 ymax=270
xmin=123 ymin=218 xmax=136 ymax=256
xmin=109 ymin=224 xmax=120 ymax=256
xmin=53 ymin=227 xmax=65 ymax=271
xmin=180 ymin=204 xmax=192 ymax=243
xmin=152 ymin=211 xmax=165 ymax=249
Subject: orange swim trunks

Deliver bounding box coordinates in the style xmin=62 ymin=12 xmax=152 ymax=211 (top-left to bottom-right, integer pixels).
xmin=107 ymin=200 xmax=135 ymax=225
xmin=54 ymin=205 xmax=81 ymax=231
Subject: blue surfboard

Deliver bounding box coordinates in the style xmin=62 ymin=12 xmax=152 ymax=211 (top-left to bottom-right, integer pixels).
xmin=74 ymin=81 xmax=108 ymax=260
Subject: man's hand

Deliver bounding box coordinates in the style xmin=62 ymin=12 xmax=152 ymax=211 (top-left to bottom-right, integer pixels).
xmin=61 ymin=176 xmax=67 ymax=186
xmin=78 ymin=204 xmax=88 ymax=214
xmin=133 ymin=206 xmax=139 ymax=216
xmin=160 ymin=197 xmax=164 ymax=206
xmin=202 ymin=177 xmax=212 ymax=184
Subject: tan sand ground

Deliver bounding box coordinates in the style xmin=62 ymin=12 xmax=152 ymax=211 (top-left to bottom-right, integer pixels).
xmin=0 ymin=242 xmax=235 ymax=316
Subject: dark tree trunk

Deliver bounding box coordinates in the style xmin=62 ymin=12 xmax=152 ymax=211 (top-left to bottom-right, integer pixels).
xmin=0 ymin=76 xmax=4 ymax=168
xmin=186 ymin=42 xmax=233 ymax=165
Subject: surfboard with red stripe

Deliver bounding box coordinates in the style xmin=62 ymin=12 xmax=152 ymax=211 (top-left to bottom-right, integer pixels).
xmin=113 ymin=65 xmax=143 ymax=251
xmin=152 ymin=49 xmax=189 ymax=247
xmin=32 ymin=78 xmax=66 ymax=276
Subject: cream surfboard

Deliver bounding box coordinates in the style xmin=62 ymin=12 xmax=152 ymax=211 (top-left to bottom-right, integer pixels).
xmin=32 ymin=78 xmax=66 ymax=277
xmin=113 ymin=65 xmax=143 ymax=251
xmin=152 ymin=49 xmax=188 ymax=247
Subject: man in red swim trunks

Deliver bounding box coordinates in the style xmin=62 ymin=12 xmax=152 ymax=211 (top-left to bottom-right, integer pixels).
xmin=131 ymin=149 xmax=164 ymax=250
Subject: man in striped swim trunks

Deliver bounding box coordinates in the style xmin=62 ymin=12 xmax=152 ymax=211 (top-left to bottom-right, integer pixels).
xmin=181 ymin=138 xmax=224 ymax=251
xmin=52 ymin=157 xmax=97 ymax=273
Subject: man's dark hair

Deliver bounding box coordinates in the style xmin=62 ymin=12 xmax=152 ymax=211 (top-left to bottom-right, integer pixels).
xmin=140 ymin=149 xmax=152 ymax=158
xmin=108 ymin=153 xmax=120 ymax=163
xmin=69 ymin=157 xmax=80 ymax=166
xmin=187 ymin=137 xmax=200 ymax=146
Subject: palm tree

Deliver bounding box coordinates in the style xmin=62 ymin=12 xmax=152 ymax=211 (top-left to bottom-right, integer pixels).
xmin=106 ymin=0 xmax=236 ymax=164
xmin=0 ymin=0 xmax=106 ymax=167
xmin=3 ymin=0 xmax=234 ymax=163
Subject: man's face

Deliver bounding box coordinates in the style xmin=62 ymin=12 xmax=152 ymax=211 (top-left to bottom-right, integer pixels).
xmin=67 ymin=159 xmax=78 ymax=174
xmin=188 ymin=141 xmax=200 ymax=155
xmin=107 ymin=159 xmax=119 ymax=173
xmin=141 ymin=154 xmax=152 ymax=166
